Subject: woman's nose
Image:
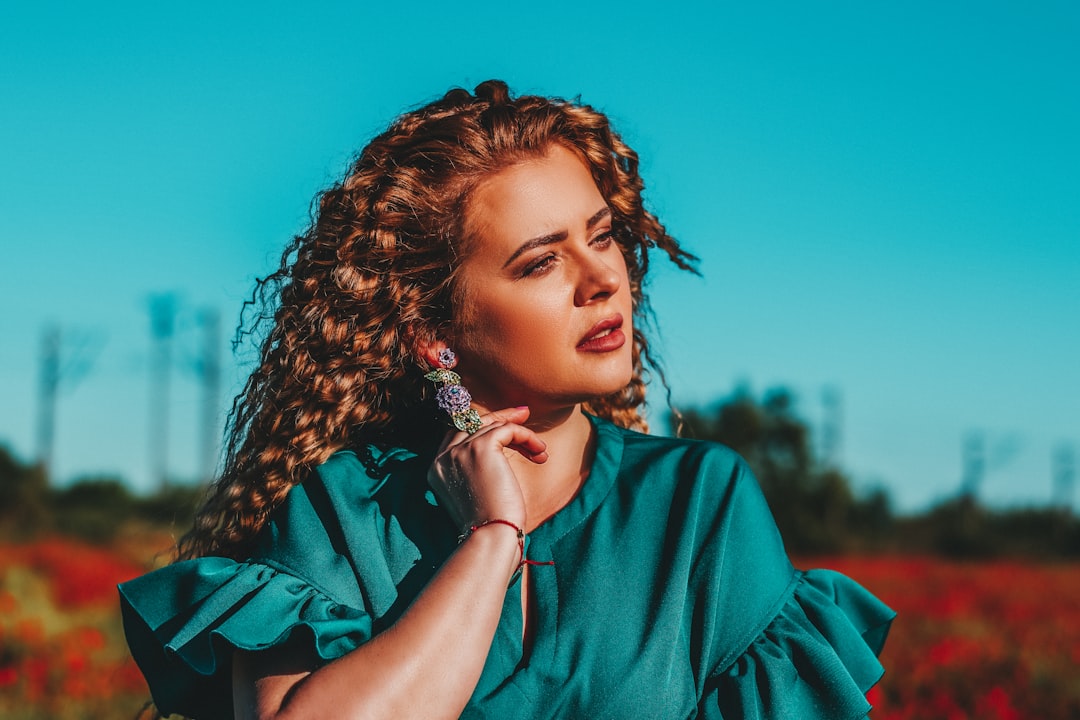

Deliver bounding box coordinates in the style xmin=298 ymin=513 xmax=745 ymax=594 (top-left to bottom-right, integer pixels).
xmin=574 ymin=253 xmax=623 ymax=306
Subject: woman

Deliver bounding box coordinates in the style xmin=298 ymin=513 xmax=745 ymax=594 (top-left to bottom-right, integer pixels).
xmin=120 ymin=80 xmax=893 ymax=719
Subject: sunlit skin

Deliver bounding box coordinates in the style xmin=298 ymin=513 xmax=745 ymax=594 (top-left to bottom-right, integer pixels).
xmin=420 ymin=142 xmax=640 ymax=687
xmin=427 ymin=142 xmax=636 ymax=533
xmin=233 ymin=144 xmax=637 ymax=720
xmin=452 ymin=142 xmax=635 ymax=416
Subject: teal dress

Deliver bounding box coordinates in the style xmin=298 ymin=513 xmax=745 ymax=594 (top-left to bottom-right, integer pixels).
xmin=119 ymin=415 xmax=894 ymax=719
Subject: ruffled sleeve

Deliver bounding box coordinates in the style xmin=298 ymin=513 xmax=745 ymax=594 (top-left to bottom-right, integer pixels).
xmin=118 ymin=556 xmax=373 ymax=720
xmin=116 ymin=448 xmax=438 ymax=719
xmin=699 ymin=567 xmax=894 ymax=720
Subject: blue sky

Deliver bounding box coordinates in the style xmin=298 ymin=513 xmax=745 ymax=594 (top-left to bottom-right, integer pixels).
xmin=1 ymin=2 xmax=1077 ymax=511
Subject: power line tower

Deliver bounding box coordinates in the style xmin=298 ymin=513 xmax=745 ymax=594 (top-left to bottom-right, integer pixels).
xmin=196 ymin=308 xmax=222 ymax=485
xmin=35 ymin=325 xmax=100 ymax=482
xmin=148 ymin=294 xmax=177 ymax=491
xmin=36 ymin=326 xmax=61 ymax=478
xmin=1053 ymin=443 xmax=1075 ymax=512
xmin=961 ymin=430 xmax=985 ymax=499
xmin=819 ymin=385 xmax=842 ymax=470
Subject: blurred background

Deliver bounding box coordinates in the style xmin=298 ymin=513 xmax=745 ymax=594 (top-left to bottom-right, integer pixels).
xmin=1 ymin=2 xmax=1077 ymax=718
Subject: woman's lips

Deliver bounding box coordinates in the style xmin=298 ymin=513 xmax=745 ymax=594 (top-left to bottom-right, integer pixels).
xmin=577 ymin=314 xmax=626 ymax=352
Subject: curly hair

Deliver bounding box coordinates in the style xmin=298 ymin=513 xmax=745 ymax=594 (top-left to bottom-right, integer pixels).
xmin=177 ymin=80 xmax=697 ymax=561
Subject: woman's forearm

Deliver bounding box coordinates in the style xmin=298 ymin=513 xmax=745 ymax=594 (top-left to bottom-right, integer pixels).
xmin=234 ymin=524 xmax=522 ymax=720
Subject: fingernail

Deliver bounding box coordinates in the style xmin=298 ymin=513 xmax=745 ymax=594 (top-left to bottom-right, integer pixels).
xmin=515 ymin=405 xmax=529 ymax=410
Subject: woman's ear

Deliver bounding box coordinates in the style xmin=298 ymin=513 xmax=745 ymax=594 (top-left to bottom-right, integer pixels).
xmin=418 ymin=341 xmax=450 ymax=370
xmin=407 ymin=322 xmax=451 ymax=370
xmin=414 ymin=329 xmax=459 ymax=371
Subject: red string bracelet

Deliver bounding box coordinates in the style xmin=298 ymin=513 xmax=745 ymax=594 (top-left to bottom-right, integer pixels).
xmin=458 ymin=519 xmax=555 ymax=569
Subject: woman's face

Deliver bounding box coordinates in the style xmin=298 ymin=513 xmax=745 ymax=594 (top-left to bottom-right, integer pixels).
xmin=451 ymin=143 xmax=634 ymax=413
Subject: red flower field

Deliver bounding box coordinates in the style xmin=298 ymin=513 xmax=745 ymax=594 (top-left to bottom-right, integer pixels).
xmin=796 ymin=556 xmax=1080 ymax=720
xmin=0 ymin=537 xmax=154 ymax=719
xmin=0 ymin=537 xmax=1076 ymax=719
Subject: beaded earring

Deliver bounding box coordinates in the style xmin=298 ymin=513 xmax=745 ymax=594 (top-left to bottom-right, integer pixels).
xmin=425 ymin=348 xmax=483 ymax=434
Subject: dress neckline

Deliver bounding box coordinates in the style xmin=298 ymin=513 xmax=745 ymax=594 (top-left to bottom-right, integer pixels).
xmin=490 ymin=414 xmax=625 ymax=692
xmin=526 ymin=414 xmax=625 ymax=546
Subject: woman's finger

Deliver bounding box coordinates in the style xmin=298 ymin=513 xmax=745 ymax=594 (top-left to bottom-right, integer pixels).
xmin=446 ymin=416 xmax=547 ymax=465
xmin=476 ymin=419 xmax=548 ymax=464
xmin=435 ymin=406 xmax=527 ymax=449
xmin=438 ymin=406 xmax=541 ymax=453
xmin=482 ymin=406 xmax=531 ymax=425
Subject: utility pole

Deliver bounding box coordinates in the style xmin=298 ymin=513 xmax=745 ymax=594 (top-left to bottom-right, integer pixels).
xmin=148 ymin=294 xmax=177 ymax=491
xmin=36 ymin=325 xmax=61 ymax=479
xmin=35 ymin=325 xmax=99 ymax=483
xmin=820 ymin=385 xmax=842 ymax=470
xmin=961 ymin=431 xmax=985 ymax=499
xmin=1053 ymin=443 xmax=1075 ymax=512
xmin=197 ymin=308 xmax=222 ymax=485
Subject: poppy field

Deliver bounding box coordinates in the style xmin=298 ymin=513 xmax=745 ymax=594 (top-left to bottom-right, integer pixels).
xmin=797 ymin=555 xmax=1080 ymax=720
xmin=0 ymin=535 xmax=158 ymax=720
xmin=0 ymin=537 xmax=1077 ymax=719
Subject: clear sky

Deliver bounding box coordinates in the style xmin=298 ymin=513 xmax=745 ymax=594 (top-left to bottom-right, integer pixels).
xmin=1 ymin=1 xmax=1077 ymax=512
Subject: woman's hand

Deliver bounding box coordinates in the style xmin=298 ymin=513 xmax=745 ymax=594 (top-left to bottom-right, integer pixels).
xmin=427 ymin=406 xmax=548 ymax=533
xmin=235 ymin=407 xmax=553 ymax=719
xmin=236 ymin=406 xmax=549 ymax=719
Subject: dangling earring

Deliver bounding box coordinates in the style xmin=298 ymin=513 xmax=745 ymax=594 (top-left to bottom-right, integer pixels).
xmin=425 ymin=348 xmax=482 ymax=434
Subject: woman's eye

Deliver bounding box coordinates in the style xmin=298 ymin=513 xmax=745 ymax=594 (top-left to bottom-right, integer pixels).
xmin=592 ymin=231 xmax=614 ymax=248
xmin=522 ymin=254 xmax=556 ymax=277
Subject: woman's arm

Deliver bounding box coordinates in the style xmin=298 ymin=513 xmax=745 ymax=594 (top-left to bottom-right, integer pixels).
xmin=233 ymin=408 xmax=545 ymax=720
xmin=234 ymin=524 xmax=520 ymax=720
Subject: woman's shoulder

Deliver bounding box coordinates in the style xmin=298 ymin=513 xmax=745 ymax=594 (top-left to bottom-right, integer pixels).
xmin=308 ymin=443 xmax=428 ymax=499
xmin=593 ymin=417 xmax=779 ymax=561
xmin=117 ymin=443 xmax=439 ymax=718
xmin=255 ymin=442 xmax=432 ymax=569
xmin=598 ymin=416 xmax=753 ymax=496
xmin=623 ymin=424 xmax=745 ymax=463
xmin=276 ymin=443 xmax=431 ymax=531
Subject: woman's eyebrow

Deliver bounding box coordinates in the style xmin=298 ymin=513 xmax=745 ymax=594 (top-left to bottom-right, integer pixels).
xmin=585 ymin=206 xmax=612 ymax=230
xmin=502 ymin=206 xmax=611 ymax=268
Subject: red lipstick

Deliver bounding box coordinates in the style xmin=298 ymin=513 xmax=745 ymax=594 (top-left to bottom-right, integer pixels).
xmin=577 ymin=314 xmax=625 ymax=353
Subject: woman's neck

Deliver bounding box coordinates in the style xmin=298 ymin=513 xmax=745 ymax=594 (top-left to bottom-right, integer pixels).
xmin=507 ymin=404 xmax=596 ymax=532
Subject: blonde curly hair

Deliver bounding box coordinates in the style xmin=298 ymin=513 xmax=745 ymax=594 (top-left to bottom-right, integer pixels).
xmin=178 ymin=80 xmax=697 ymax=560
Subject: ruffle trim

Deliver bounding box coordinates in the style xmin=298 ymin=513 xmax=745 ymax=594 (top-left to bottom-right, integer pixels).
xmin=704 ymin=568 xmax=894 ymax=720
xmin=120 ymin=561 xmax=893 ymax=719
xmin=119 ymin=557 xmax=371 ymax=718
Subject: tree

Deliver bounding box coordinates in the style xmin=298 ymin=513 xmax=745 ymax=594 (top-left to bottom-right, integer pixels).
xmin=0 ymin=446 xmax=50 ymax=538
xmin=675 ymin=387 xmax=883 ymax=553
